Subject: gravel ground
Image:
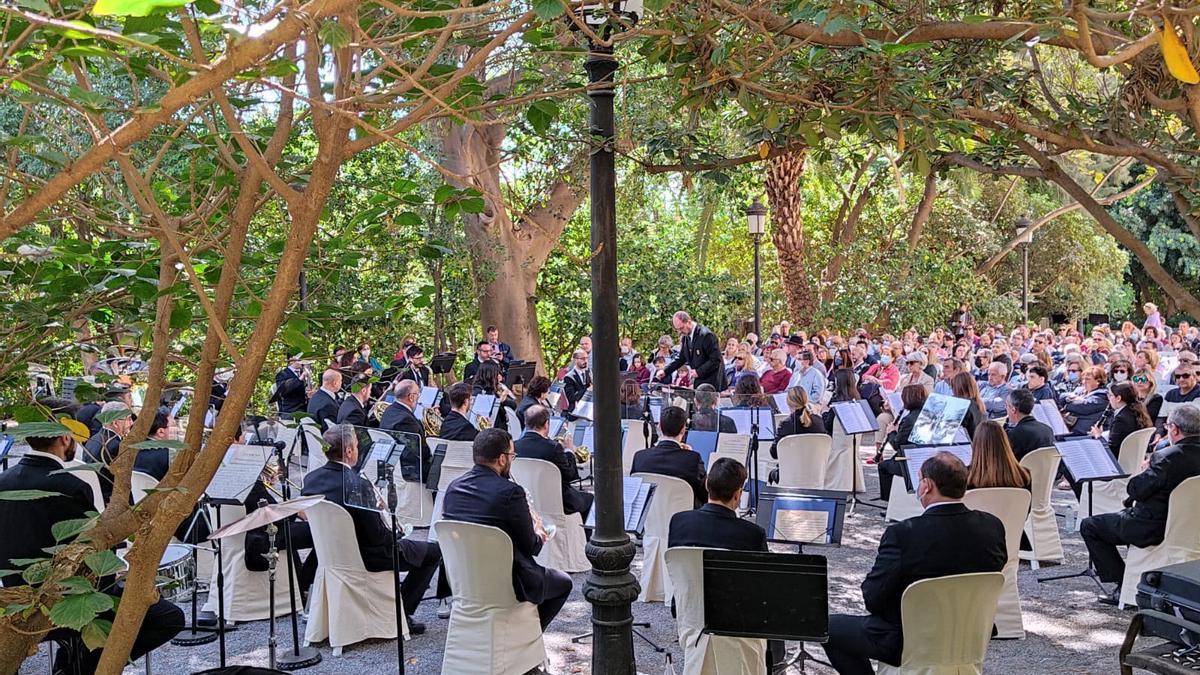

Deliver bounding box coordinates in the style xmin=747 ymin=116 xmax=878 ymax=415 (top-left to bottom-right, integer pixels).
xmin=18 ymin=461 xmax=1149 ymax=675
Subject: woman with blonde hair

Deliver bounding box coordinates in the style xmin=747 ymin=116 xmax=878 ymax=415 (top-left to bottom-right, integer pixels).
xmin=1132 ymin=366 xmax=1163 ymax=420
xmin=771 ymin=387 xmax=827 ymax=458
xmin=967 ymin=420 xmax=1031 ymax=490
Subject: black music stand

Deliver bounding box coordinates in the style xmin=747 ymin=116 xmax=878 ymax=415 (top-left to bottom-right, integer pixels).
xmin=831 ymin=400 xmax=882 ymax=513
xmin=900 ymin=444 xmax=974 ymax=492
xmin=1038 ymin=438 xmax=1126 ymax=591
xmin=429 ymin=353 xmax=456 ymax=389
xmin=754 ymin=487 xmax=850 ymax=549
xmin=703 ymin=550 xmax=830 ymax=673
xmin=506 ymin=361 xmax=536 ymax=390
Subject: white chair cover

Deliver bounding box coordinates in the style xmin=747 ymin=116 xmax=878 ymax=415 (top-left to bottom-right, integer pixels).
xmin=510 ymin=457 xmax=589 ymax=573
xmin=200 ymin=504 xmax=299 ymax=622
xmin=425 ymin=439 xmax=475 ymax=544
xmin=776 ymin=434 xmax=831 ymax=489
xmin=633 ymin=472 xmax=694 ymax=603
xmin=504 ymin=407 xmax=524 ymax=437
xmin=665 ymin=547 xmax=766 ymax=675
xmin=1119 ymin=475 xmax=1200 ymax=608
xmin=1018 ymin=447 xmax=1063 ymax=568
xmin=826 ymin=418 xmax=866 ymax=493
xmin=299 ymin=422 xmax=327 ymax=478
xmin=622 ymin=419 xmax=650 ymax=476
xmin=434 ymin=520 xmax=546 ymax=675
xmin=303 ymin=500 xmax=407 ymax=652
xmin=885 ymin=479 xmax=923 ymax=522
xmin=962 ymin=488 xmax=1031 ymax=639
xmin=63 ymin=459 xmax=105 ymax=513
xmin=1077 ymin=426 xmax=1156 ymax=529
xmin=875 ymin=572 xmax=1005 ymax=675
xmin=129 ymin=471 xmax=158 ymax=505
xmin=367 ymin=428 xmax=432 ymax=528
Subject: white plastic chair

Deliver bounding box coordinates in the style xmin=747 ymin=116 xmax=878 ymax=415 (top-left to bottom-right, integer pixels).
xmin=963 ymin=488 xmax=1031 ymax=639
xmin=622 ymin=419 xmax=650 ymax=475
xmin=1018 ymin=447 xmax=1063 ymax=568
xmin=505 ymin=407 xmax=524 ymax=437
xmin=434 ymin=520 xmax=546 ymax=675
xmin=776 ymin=434 xmax=831 ymax=489
xmin=367 ymin=428 xmax=432 ymax=528
xmin=875 ymin=572 xmax=1005 ymax=675
xmin=1077 ymin=426 xmax=1156 ymax=529
xmin=633 ymin=472 xmax=694 ymax=603
xmin=1119 ymin=475 xmax=1200 ymax=608
xmin=63 ymin=459 xmax=105 ymax=513
xmin=129 ymin=471 xmax=158 ymax=504
xmin=303 ymin=500 xmax=407 ymax=654
xmin=200 ymin=504 xmax=300 ymax=622
xmin=826 ymin=418 xmax=866 ymax=493
xmin=426 ymin=439 xmax=475 ymax=544
xmin=665 ymin=547 xmax=766 ymax=675
xmin=885 ymin=479 xmax=923 ymax=522
xmin=510 ymin=458 xmax=589 ymax=573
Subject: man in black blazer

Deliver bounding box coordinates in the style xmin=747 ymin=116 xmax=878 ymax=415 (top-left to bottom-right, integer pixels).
xmin=396 ymin=345 xmax=433 ymax=389
xmin=515 ymin=405 xmax=592 ymax=518
xmin=439 ymin=382 xmax=479 ymax=442
xmin=300 ymin=426 xmax=444 ymax=632
xmin=82 ymin=400 xmax=133 ymax=505
xmin=0 ymin=412 xmax=184 ymax=671
xmin=691 ymin=385 xmax=736 ymax=433
xmin=272 ymin=355 xmax=311 ymax=416
xmin=1004 ymin=389 xmax=1057 ymax=460
xmin=656 ymin=311 xmax=726 ymax=390
xmin=1081 ymin=406 xmax=1200 ymax=605
xmin=631 ymin=405 xmax=708 ymax=508
xmin=335 ymin=374 xmax=373 ymax=427
xmin=132 ymin=408 xmax=174 ymax=481
xmin=669 ymin=457 xmax=765 ymax=550
xmin=822 ymin=452 xmax=1006 ymax=675
xmin=379 ymin=379 xmax=430 ymax=482
xmin=462 ymin=340 xmax=494 ymax=384
xmin=562 ymin=349 xmax=592 ymax=414
xmin=441 ymin=428 xmax=573 ymax=630
xmin=306 ymin=369 xmax=342 ymax=431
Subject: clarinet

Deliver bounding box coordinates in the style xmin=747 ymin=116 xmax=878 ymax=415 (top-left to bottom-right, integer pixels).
xmin=1097 ymin=406 xmax=1114 ymax=431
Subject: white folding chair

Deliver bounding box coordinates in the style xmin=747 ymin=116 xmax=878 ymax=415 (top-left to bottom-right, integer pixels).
xmin=963 ymin=488 xmax=1031 ymax=639
xmin=826 ymin=418 xmax=866 ymax=493
xmin=64 ymin=459 xmax=105 ymax=513
xmin=367 ymin=428 xmax=432 ymax=528
xmin=1018 ymin=447 xmax=1063 ymax=568
xmin=775 ymin=434 xmax=831 ymax=489
xmin=875 ymin=572 xmax=1005 ymax=675
xmin=622 ymin=419 xmax=649 ymax=475
xmin=665 ymin=547 xmax=766 ymax=675
xmin=505 ymin=407 xmax=524 ymax=437
xmin=426 ymin=439 xmax=476 ymax=544
xmin=885 ymin=479 xmax=923 ymax=522
xmin=1077 ymin=426 xmax=1156 ymax=529
xmin=435 ymin=520 xmax=546 ymax=675
xmin=1119 ymin=475 xmax=1200 ymax=608
xmin=129 ymin=470 xmax=158 ymax=505
xmin=510 ymin=458 xmax=589 ymax=573
xmin=200 ymin=503 xmax=300 ymax=622
xmin=633 ymin=472 xmax=694 ymax=603
xmin=303 ymin=501 xmax=406 ymax=654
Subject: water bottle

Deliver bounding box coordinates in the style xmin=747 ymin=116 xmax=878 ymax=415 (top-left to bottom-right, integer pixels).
xmin=1064 ymin=504 xmax=1078 ymax=531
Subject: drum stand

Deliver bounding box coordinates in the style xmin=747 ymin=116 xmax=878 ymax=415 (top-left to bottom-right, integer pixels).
xmin=264 ymin=510 xmax=280 ymax=670
xmin=171 ymin=508 xmax=219 ymax=647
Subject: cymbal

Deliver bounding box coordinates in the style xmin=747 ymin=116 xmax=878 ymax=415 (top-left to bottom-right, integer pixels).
xmin=207 ymin=495 xmax=325 ymax=540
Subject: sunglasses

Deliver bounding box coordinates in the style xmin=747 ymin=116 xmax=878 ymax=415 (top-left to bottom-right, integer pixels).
xmin=1112 ymin=369 xmax=1128 ymax=374
xmin=735 ymin=357 xmax=745 ymax=362
xmin=1178 ymin=373 xmax=1195 ymax=380
xmin=1132 ymin=375 xmax=1150 ymax=383
xmin=1068 ymin=369 xmax=1081 ymax=373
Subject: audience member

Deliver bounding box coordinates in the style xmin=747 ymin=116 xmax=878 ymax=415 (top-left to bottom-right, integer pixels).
xmin=1004 ymin=388 xmax=1056 ymax=460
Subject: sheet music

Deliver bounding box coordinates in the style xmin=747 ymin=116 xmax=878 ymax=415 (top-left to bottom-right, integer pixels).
xmin=363 ymin=439 xmax=397 ymax=482
xmin=574 ymin=400 xmax=594 ymax=420
xmin=649 ymin=399 xmax=662 ymax=423
xmin=1158 ymin=400 xmax=1200 ymax=421
xmin=471 ymin=393 xmax=497 ymax=423
xmin=832 ymin=400 xmax=878 ymax=435
xmin=170 ymin=394 xmax=188 ymax=419
xmin=586 ymin=477 xmax=655 ymax=532
xmin=206 ymin=444 xmax=269 ymax=502
xmin=772 ymin=393 xmax=790 ymax=415
xmin=1057 ymin=438 xmax=1125 ymax=481
xmin=549 ymin=416 xmax=567 ymax=439
xmin=1030 ymin=400 xmax=1070 ymax=436
xmin=418 ymin=386 xmax=440 ymax=410
xmin=886 ymin=392 xmax=903 ymax=415
xmin=903 ymin=444 xmax=973 ymax=491
xmin=773 ymin=508 xmax=829 ymax=544
xmin=724 ymin=408 xmax=776 ymax=440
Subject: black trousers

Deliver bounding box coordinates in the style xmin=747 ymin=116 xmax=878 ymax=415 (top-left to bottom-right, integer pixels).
xmin=395 ymin=538 xmax=449 ymax=615
xmin=877 ymin=453 xmax=906 ymax=501
xmin=1080 ymin=512 xmax=1166 ymax=584
xmin=820 ymin=614 xmax=900 ymax=675
xmin=537 ymin=568 xmax=574 ymax=630
xmin=48 ymin=597 xmax=184 ymax=674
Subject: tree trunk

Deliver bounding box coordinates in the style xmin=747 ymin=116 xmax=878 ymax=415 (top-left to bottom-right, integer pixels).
xmin=765 ymin=148 xmax=815 ymax=323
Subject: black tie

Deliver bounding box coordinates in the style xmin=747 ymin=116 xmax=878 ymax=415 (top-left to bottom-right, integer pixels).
xmin=683 ymin=335 xmax=691 ymax=363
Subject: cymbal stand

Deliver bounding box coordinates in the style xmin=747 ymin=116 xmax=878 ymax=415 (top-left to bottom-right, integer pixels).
xmin=273 ymin=442 xmax=321 ymax=670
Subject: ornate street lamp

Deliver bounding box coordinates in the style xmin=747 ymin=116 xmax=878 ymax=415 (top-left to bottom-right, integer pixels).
xmin=745 ymin=198 xmax=768 ymax=338
xmin=1015 ymin=216 xmax=1033 ymax=324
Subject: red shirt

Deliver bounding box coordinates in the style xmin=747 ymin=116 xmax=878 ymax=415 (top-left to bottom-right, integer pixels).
xmin=760 ymin=368 xmax=793 ymax=394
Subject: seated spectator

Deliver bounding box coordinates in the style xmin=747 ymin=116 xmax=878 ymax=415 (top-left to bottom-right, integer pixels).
xmin=1023 ymin=363 xmax=1057 ymax=402
xmin=1164 ymin=362 xmax=1200 ymax=405
xmin=978 ymin=361 xmax=1012 ymax=418
xmin=897 ymin=352 xmax=935 ymax=393
xmin=760 ymin=349 xmax=793 ymax=394
xmin=1132 ymin=367 xmax=1163 ymax=421
xmin=1062 ymin=365 xmax=1109 ymax=434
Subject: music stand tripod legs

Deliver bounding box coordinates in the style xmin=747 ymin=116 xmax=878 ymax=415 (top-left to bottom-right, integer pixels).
xmin=271 ymin=444 xmax=321 ymax=670
xmin=1037 ymin=478 xmax=1106 ymax=592
xmin=571 ymin=624 xmax=665 ymax=653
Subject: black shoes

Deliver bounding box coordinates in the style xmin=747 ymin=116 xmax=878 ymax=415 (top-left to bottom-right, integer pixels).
xmin=1098 ymin=586 xmax=1122 ymax=607
xmin=407 ymin=618 xmax=426 ymax=635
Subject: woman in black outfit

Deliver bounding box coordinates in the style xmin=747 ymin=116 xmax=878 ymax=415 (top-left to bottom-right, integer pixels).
xmin=821 ymin=368 xmax=861 ymax=431
xmin=1132 ymin=367 xmax=1163 ymax=421
xmin=618 ymin=377 xmax=644 ymax=420
xmin=473 ymin=361 xmax=516 ymax=431
xmin=515 ymin=375 xmax=552 ymax=427
xmin=877 ymin=384 xmax=928 ymax=501
xmin=1091 ymin=381 xmax=1153 ymax=456
xmin=772 ymin=387 xmax=827 ymax=459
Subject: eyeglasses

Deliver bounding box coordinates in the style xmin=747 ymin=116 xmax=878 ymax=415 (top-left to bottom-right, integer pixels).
xmin=1067 ymin=369 xmax=1081 ymax=373
xmin=1132 ymin=375 xmax=1150 ymax=383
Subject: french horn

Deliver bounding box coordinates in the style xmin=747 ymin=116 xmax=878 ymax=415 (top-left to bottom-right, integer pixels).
xmin=423 ymin=407 xmax=443 ymax=437
xmin=475 ymin=413 xmax=492 ymax=430
xmin=573 ymin=445 xmax=590 ymax=465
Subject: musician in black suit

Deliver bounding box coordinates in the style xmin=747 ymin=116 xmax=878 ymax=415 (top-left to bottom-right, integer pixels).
xmin=822 ymin=452 xmax=1006 ymax=675
xmin=515 ymin=405 xmax=592 ymax=519
xmin=631 ymin=405 xmax=707 ymax=508
xmin=515 ymin=375 xmax=552 ymax=427
xmin=562 ymin=349 xmax=591 ymax=413
xmin=82 ymin=400 xmax=133 ymax=505
xmin=1090 ymin=381 xmax=1152 ymax=458
xmin=396 ymin=345 xmax=433 ymax=389
xmin=462 ymin=340 xmax=494 ymax=384
xmin=669 ymin=458 xmax=765 ymax=550
xmin=691 ymin=384 xmax=736 ymax=433
xmin=335 ymin=373 xmax=373 ymax=427
xmin=656 ymin=311 xmax=726 ymax=391
xmin=1003 ymin=388 xmax=1057 ymax=461
xmin=1081 ymin=406 xmax=1200 ymax=605
xmin=75 ymin=383 xmax=133 ymax=436
xmin=441 ymin=428 xmax=573 ymax=630
xmin=300 ymin=426 xmax=444 ymax=632
xmin=0 ymin=412 xmax=184 ymax=672
xmin=244 ymin=475 xmax=318 ymax=600
xmin=272 ymin=355 xmax=311 ymax=416
xmin=439 ymin=382 xmax=479 ymax=442
xmin=306 ymin=369 xmax=342 ymax=431
xmin=379 ymin=379 xmax=431 ymax=482
xmin=132 ymin=407 xmax=173 ymax=480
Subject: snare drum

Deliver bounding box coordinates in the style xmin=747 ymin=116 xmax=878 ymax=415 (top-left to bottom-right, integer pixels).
xmin=117 ymin=543 xmax=194 ymax=601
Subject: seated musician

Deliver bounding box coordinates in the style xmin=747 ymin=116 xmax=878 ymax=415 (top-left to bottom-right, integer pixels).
xmin=771 ymin=387 xmax=826 ymax=459
xmin=1081 ymin=405 xmax=1200 ymax=606
xmin=822 ymin=452 xmax=1006 ymax=674
xmin=618 ymin=377 xmax=644 ymax=420
xmin=515 ymin=405 xmax=592 ymax=519
xmin=335 ymin=373 xmax=373 ymax=426
xmin=562 ymin=349 xmax=592 ymax=414
xmin=473 ymin=361 xmax=517 ymax=431
xmin=132 ymin=407 xmax=174 ymax=480
xmin=379 ymin=379 xmax=431 ymax=482
xmin=875 ymin=384 xmax=926 ymax=502
xmin=441 ymin=428 xmax=573 ymax=630
xmin=82 ymin=400 xmax=132 ymax=504
xmin=0 ymin=402 xmax=184 ymax=672
xmin=301 ymin=425 xmax=446 ymax=633
xmin=668 ymin=457 xmax=765 ymax=550
xmin=515 ymin=375 xmax=552 ymax=426
xmin=397 ymin=344 xmax=433 ymax=389
xmin=439 ymin=382 xmax=479 ymax=442
xmin=691 ymin=384 xmax=735 ymax=433
xmin=306 ymin=369 xmax=342 ymax=432
xmin=631 ymin=406 xmax=707 ymax=508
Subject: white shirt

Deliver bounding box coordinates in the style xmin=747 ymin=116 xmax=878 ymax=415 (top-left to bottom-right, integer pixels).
xmin=25 ymin=449 xmax=66 ymax=468
xmin=923 ymin=500 xmax=963 ymax=513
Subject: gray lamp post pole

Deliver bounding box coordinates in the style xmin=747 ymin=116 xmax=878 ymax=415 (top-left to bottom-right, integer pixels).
xmin=745 ymin=199 xmax=767 ymax=338
xmin=1016 ymin=216 xmax=1032 ymax=325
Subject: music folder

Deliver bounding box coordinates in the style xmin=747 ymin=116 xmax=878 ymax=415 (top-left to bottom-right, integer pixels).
xmin=901 ymin=444 xmax=973 ymax=492
xmin=1056 ymin=438 xmax=1125 ymax=482
xmin=755 ymin=486 xmax=849 ymax=546
xmin=703 ymin=550 xmax=828 ymax=642
xmin=1032 ymin=399 xmax=1070 ymax=436
xmin=548 ymin=415 xmax=567 ymax=440
xmin=417 ymin=385 xmax=441 ymax=411
xmin=684 ymin=430 xmax=719 ymax=468
xmin=585 ymin=476 xmax=655 ymax=534
xmin=831 ymin=400 xmax=879 ymax=435
xmin=885 ymin=391 xmax=903 ymax=414
xmin=506 ymin=361 xmax=536 ymax=387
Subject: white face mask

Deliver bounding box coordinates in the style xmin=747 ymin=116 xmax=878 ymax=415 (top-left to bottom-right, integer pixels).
xmin=1113 ymin=371 xmax=1128 ymax=382
xmin=361 ymin=350 xmax=370 ymax=357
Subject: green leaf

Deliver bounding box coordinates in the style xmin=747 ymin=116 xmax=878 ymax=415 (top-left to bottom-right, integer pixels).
xmin=52 ymin=517 xmax=95 ymax=543
xmin=58 ymin=576 xmax=97 ymax=594
xmin=17 ymin=0 xmax=52 ymax=11
xmin=7 ymin=422 xmax=72 ymax=441
xmin=49 ymin=591 xmax=113 ymax=630
xmin=95 ymin=408 xmax=132 ymax=425
xmin=84 ymin=550 xmax=125 ymax=578
xmin=320 ymin=20 xmax=350 ymax=48
xmin=60 ymin=46 xmax=119 ymax=59
xmin=532 ymin=0 xmax=562 ymax=21
xmin=169 ymin=303 xmax=193 ymax=330
xmin=9 ymin=405 xmax=45 ymax=423
xmin=881 ymin=41 xmax=931 ymax=56
xmin=263 ymin=59 xmax=300 ymax=77
xmin=0 ymin=490 xmax=61 ymax=501
xmin=432 ymin=185 xmax=457 ymax=204
xmin=80 ymin=618 xmax=112 ymax=651
xmin=92 ymin=0 xmax=192 ymax=17
xmin=526 ymin=99 xmax=559 ymax=134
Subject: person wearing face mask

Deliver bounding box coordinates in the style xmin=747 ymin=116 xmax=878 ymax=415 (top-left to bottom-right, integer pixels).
xmin=441 ymin=428 xmax=573 ymax=630
xmin=355 ymin=342 xmax=384 ymax=375
xmin=861 ymin=352 xmax=899 ymax=392
xmin=1108 ymin=360 xmax=1133 ymax=385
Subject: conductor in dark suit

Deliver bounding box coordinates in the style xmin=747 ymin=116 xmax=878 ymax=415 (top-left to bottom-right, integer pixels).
xmin=441 ymin=428 xmax=574 ymax=630
xmin=1081 ymin=405 xmax=1200 ymax=605
xmin=822 ymin=452 xmax=1007 ymax=674
xmin=1004 ymin=389 xmax=1056 ymax=461
xmin=631 ymin=405 xmax=708 ymax=508
xmin=656 ymin=311 xmax=726 ymax=391
xmin=0 ymin=408 xmax=184 ymax=672
xmin=306 ymin=369 xmax=342 ymax=431
xmin=335 ymin=374 xmax=373 ymax=427
xmin=438 ymin=382 xmax=479 ymax=442
xmin=669 ymin=457 xmax=765 ymax=550
xmin=515 ymin=405 xmax=592 ymax=519
xmin=301 ymin=425 xmax=444 ymax=632
xmin=379 ymin=379 xmax=430 ymax=482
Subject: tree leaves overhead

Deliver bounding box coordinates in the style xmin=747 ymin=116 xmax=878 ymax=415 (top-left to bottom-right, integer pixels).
xmin=92 ymin=0 xmax=192 ymax=17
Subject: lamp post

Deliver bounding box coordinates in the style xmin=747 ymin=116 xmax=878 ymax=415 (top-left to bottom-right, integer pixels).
xmin=570 ymin=2 xmax=642 ymax=673
xmin=1015 ymin=216 xmax=1033 ymax=325
xmin=745 ymin=199 xmax=767 ymax=338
